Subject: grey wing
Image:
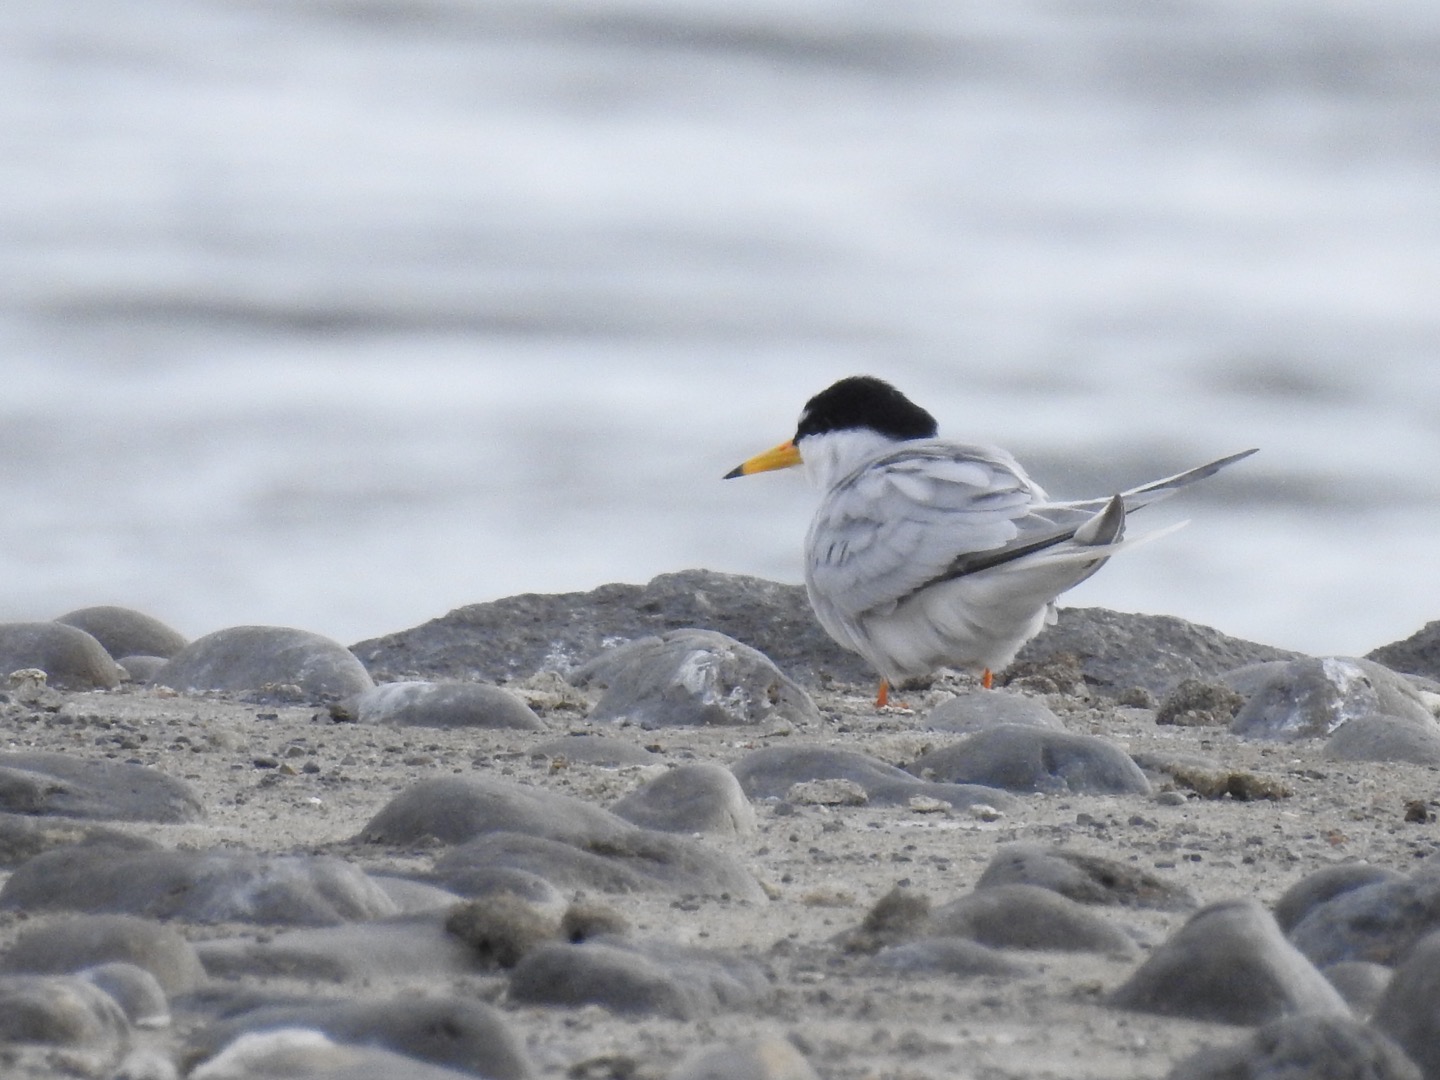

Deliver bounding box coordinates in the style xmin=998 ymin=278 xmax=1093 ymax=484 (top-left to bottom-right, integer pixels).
xmin=805 ymin=442 xmax=1051 ymax=619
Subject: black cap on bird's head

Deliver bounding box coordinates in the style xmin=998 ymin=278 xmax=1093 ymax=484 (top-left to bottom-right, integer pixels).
xmin=724 ymin=375 xmax=937 ymax=479
xmin=795 ymin=376 xmax=938 ymax=444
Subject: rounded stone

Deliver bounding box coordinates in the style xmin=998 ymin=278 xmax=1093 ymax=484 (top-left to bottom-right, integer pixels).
xmin=0 ymin=752 xmax=204 ymax=823
xmin=54 ymin=606 xmax=188 ymax=661
xmin=1289 ymin=874 xmax=1440 ymax=968
xmin=530 ymin=735 xmax=661 ymax=768
xmin=0 ymin=914 xmax=205 ymax=994
xmin=925 ymin=884 xmax=1137 ymax=956
xmin=908 ymin=725 xmax=1151 ymax=795
xmin=154 ymin=625 xmax=374 ymax=702
xmin=0 ymin=973 xmax=130 ymax=1050
xmin=571 ymin=628 xmax=818 ymax=728
xmin=1323 ymin=714 xmax=1440 ymax=765
xmin=1169 ymin=1013 xmax=1420 ymax=1080
xmin=350 ymin=681 xmax=543 ymax=730
xmin=976 ymin=842 xmax=1198 ymax=911
xmin=0 ymin=622 xmax=122 ymax=690
xmin=1273 ymin=862 xmax=1403 ymax=933
xmin=923 ymin=690 xmax=1063 ymax=733
xmin=1230 ymin=657 xmax=1433 ymax=741
xmin=610 ymin=763 xmax=756 ymax=836
xmin=1109 ymin=898 xmax=1350 ymax=1024
xmin=1373 ymin=931 xmax=1440 ymax=1076
xmin=78 ymin=962 xmax=170 ymax=1027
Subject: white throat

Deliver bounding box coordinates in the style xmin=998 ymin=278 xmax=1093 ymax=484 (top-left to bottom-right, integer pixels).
xmin=797 ymin=428 xmax=898 ymax=491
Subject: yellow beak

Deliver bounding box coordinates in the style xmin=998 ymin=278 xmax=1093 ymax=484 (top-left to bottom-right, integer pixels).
xmin=723 ymin=439 xmax=802 ymax=479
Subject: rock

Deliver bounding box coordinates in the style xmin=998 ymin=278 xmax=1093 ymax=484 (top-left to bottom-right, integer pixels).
xmin=1289 ymin=874 xmax=1440 ymax=969
xmin=189 ymin=1029 xmax=484 ymax=1080
xmin=188 ymin=996 xmax=533 ymax=1080
xmin=1156 ymin=679 xmax=1245 ymax=727
xmin=975 ymin=843 xmax=1199 ymax=911
xmin=78 ymin=963 xmax=170 ymax=1027
xmin=1324 ymin=961 xmax=1393 ymax=1018
xmin=507 ymin=939 xmax=769 ymax=1019
xmin=610 ymin=763 xmax=756 ymax=836
xmin=0 ymin=752 xmax=204 ymax=823
xmin=433 ymin=829 xmax=766 ymax=902
xmin=1369 ymin=621 xmax=1440 ymax=681
xmin=445 ymin=894 xmax=562 ymax=968
xmin=729 ymin=745 xmax=1019 ymax=812
xmin=1109 ymin=898 xmax=1350 ymax=1024
xmin=1274 ymin=863 xmax=1406 ymax=933
xmin=359 ymin=775 xmax=624 ymax=847
xmin=1169 ymin=1013 xmax=1420 ymax=1080
xmin=669 ymin=1035 xmax=820 ymax=1080
xmin=1230 ymin=658 xmax=1435 ymax=741
xmin=54 ymin=606 xmax=188 ymax=661
xmin=530 ymin=735 xmax=660 ymax=768
xmin=0 ymin=914 xmax=205 ymax=994
xmin=0 ymin=847 xmax=398 ymax=926
xmin=908 ymin=726 xmax=1152 ymax=795
xmin=195 ymin=913 xmax=480 ymax=983
xmin=0 ymin=811 xmax=160 ymax=868
xmin=0 ymin=973 xmax=131 ymax=1050
xmin=1373 ymin=931 xmax=1440 ymax=1078
xmin=924 ymin=884 xmax=1137 ymax=956
xmin=922 ymin=690 xmax=1063 ymax=733
xmin=1324 ymin=714 xmax=1440 ymax=765
xmin=1014 ymin=607 xmax=1298 ymax=697
xmin=348 ymin=680 xmax=543 ymax=730
xmin=0 ymin=621 xmax=122 ymax=690
xmin=572 ymin=629 xmax=818 ymax=728
xmin=117 ymin=655 xmax=168 ymax=683
xmin=154 ymin=625 xmax=374 ymax=702
xmin=351 ymin=570 xmax=869 ymax=686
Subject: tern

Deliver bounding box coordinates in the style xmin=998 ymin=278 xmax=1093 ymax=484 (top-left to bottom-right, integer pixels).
xmin=725 ymin=375 xmax=1255 ymax=707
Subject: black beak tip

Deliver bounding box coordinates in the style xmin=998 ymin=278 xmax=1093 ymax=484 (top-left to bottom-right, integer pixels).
xmin=722 ymin=465 xmax=744 ymax=480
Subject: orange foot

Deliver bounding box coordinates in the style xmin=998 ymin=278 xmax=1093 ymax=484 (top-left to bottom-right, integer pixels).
xmin=981 ymin=668 xmax=994 ymax=690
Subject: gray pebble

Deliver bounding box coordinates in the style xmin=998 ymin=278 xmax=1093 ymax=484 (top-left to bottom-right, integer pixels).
xmin=1289 ymin=874 xmax=1440 ymax=968
xmin=0 ymin=913 xmax=205 ymax=994
xmin=189 ymin=995 xmax=532 ymax=1080
xmin=1168 ymin=1013 xmax=1419 ymax=1080
xmin=730 ymin=745 xmax=1019 ymax=812
xmin=908 ymin=725 xmax=1152 ymax=795
xmin=155 ymin=625 xmax=374 ymax=702
xmin=922 ymin=690 xmax=1063 ymax=732
xmin=54 ymin=606 xmax=187 ymax=661
xmin=116 ymin=655 xmax=169 ymax=683
xmin=668 ymin=1035 xmax=820 ymax=1080
xmin=1323 ymin=961 xmax=1393 ymax=1019
xmin=1109 ymin=898 xmax=1349 ymax=1024
xmin=195 ymin=913 xmax=479 ymax=983
xmin=976 ymin=842 xmax=1198 ymax=911
xmin=0 ymin=621 xmax=122 ymax=690
xmin=0 ymin=811 xmax=160 ymax=869
xmin=0 ymin=752 xmax=204 ymax=823
xmin=926 ymin=883 xmax=1137 ymax=956
xmin=1323 ymin=714 xmax=1440 ymax=765
xmin=1373 ymin=931 xmax=1440 ymax=1077
xmin=572 ymin=628 xmax=818 ymax=728
xmin=508 ymin=938 xmax=769 ymax=1019
xmin=359 ymin=775 xmax=624 ymax=847
xmin=1230 ymin=657 xmax=1434 ymax=741
xmin=0 ymin=973 xmax=130 ymax=1051
xmin=349 ymin=680 xmax=542 ymax=730
xmin=0 ymin=847 xmax=398 ymax=925
xmin=1273 ymin=862 xmax=1403 ymax=934
xmin=78 ymin=962 xmax=170 ymax=1027
xmin=610 ymin=763 xmax=756 ymax=836
xmin=190 ymin=1029 xmax=486 ymax=1080
xmin=433 ymin=829 xmax=766 ymax=902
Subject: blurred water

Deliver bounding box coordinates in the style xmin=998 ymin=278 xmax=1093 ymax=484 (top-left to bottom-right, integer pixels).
xmin=3 ymin=1 xmax=1440 ymax=657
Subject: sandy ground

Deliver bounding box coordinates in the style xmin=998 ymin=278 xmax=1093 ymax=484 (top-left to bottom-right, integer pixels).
xmin=3 ymin=671 xmax=1435 ymax=1079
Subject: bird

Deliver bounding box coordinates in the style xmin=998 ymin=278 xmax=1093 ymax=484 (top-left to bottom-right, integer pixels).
xmin=724 ymin=375 xmax=1256 ymax=707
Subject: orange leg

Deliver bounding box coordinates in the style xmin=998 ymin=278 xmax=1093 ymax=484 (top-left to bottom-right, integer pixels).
xmin=981 ymin=668 xmax=993 ymax=690
xmin=874 ymin=679 xmax=890 ymax=708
